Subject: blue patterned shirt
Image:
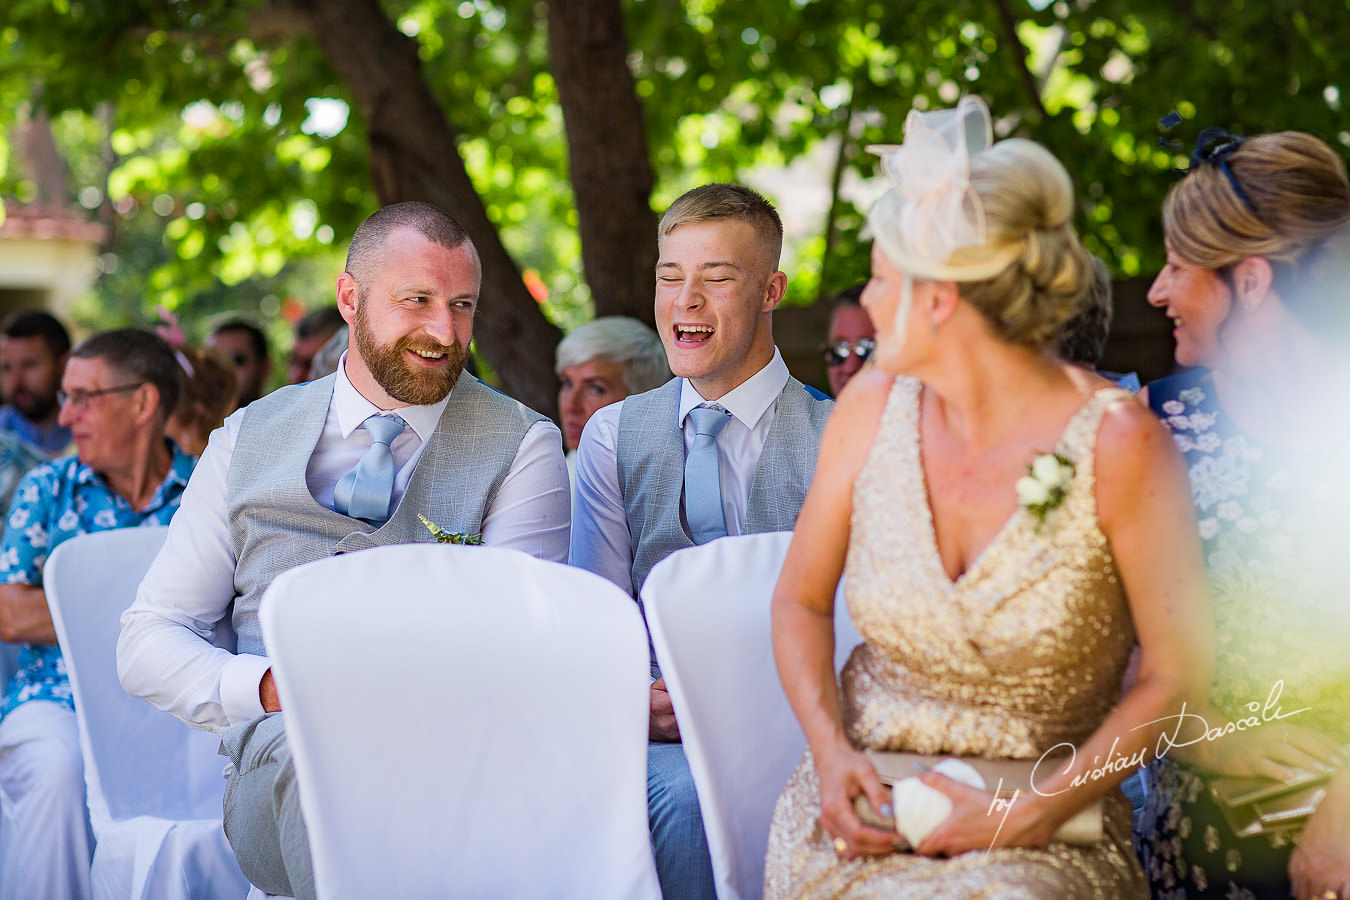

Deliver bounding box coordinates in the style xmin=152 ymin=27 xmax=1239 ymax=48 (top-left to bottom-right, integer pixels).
xmin=0 ymin=405 xmax=73 ymax=457
xmin=0 ymin=444 xmax=194 ymax=717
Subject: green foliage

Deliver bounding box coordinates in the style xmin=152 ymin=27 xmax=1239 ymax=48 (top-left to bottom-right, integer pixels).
xmin=3 ymin=0 xmax=1349 ymax=347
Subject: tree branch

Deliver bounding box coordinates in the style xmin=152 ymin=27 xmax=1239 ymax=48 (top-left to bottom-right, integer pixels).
xmin=991 ymin=0 xmax=1048 ymax=119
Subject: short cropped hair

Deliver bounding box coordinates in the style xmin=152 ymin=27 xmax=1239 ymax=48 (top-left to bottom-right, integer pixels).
xmin=70 ymin=328 xmax=181 ymax=422
xmin=210 ymin=318 xmax=269 ymax=361
xmin=555 ymin=316 xmax=671 ymax=394
xmin=345 ymin=201 xmax=478 ymax=290
xmin=1 ymin=310 xmax=71 ymax=358
xmin=1055 ymin=255 xmax=1114 ymax=367
xmin=658 ymin=183 xmax=784 ymax=273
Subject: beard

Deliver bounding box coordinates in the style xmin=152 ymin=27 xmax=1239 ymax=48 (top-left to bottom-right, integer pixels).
xmin=353 ymin=301 xmax=468 ymax=405
xmin=12 ymin=390 xmax=58 ymax=423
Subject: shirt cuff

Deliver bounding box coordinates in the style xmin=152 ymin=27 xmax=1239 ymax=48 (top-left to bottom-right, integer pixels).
xmin=220 ymin=653 xmax=272 ymax=726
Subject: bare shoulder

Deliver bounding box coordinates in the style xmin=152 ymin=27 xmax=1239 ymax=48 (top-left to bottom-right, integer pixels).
xmin=1093 ymin=391 xmax=1189 ymax=531
xmin=1095 ymin=392 xmax=1174 ymax=473
xmin=816 ymin=366 xmax=898 ymax=484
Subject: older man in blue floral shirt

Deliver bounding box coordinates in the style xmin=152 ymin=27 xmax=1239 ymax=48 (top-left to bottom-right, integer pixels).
xmin=0 ymin=329 xmax=192 ymax=900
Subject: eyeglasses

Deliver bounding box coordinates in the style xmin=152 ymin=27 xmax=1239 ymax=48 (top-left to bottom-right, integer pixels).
xmin=822 ymin=338 xmax=876 ymax=367
xmin=57 ymin=383 xmax=143 ymax=412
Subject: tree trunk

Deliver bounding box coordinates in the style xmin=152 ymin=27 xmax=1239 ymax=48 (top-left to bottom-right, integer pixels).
xmin=545 ymin=0 xmax=658 ymax=325
xmin=286 ymin=0 xmax=562 ymax=419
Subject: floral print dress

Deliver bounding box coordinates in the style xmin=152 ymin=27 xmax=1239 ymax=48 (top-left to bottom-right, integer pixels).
xmin=1135 ymin=368 xmax=1350 ymax=899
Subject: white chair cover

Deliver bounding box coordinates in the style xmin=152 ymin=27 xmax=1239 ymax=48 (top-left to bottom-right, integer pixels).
xmin=643 ymin=531 xmax=863 ymax=900
xmin=43 ymin=527 xmax=249 ymax=900
xmin=258 ymin=544 xmax=661 ymax=900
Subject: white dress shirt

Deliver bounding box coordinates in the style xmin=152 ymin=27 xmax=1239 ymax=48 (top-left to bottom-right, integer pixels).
xmin=119 ymin=358 xmax=570 ymax=733
xmin=570 ymin=349 xmax=790 ymax=595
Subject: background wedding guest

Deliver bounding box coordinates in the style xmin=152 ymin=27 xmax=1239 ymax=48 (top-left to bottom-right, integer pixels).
xmin=286 ymin=305 xmax=346 ymax=384
xmin=822 ymin=284 xmax=875 ymax=396
xmin=166 ymin=344 xmax=240 ymax=457
xmin=555 ymin=315 xmax=670 ymax=482
xmin=0 ymin=430 xmax=46 ymax=515
xmin=1135 ymin=128 xmax=1350 ymax=900
xmin=119 ymin=202 xmax=569 ymax=900
xmin=764 ymin=98 xmax=1208 ymax=897
xmin=1056 ymin=255 xmax=1141 ymax=392
xmin=306 ymin=325 xmax=348 ymax=381
xmin=572 ymin=183 xmax=832 ymax=900
xmin=0 ymin=310 xmax=73 ymax=456
xmin=207 ymin=318 xmax=271 ymax=407
xmin=0 ymin=328 xmax=192 ymax=900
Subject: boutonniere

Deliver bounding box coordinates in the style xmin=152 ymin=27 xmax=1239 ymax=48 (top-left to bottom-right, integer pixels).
xmin=418 ymin=514 xmax=484 ymax=545
xmin=1015 ymin=452 xmax=1074 ymax=530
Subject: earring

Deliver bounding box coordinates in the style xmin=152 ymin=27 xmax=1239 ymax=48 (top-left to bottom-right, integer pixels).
xmin=929 ymin=316 xmax=939 ymax=336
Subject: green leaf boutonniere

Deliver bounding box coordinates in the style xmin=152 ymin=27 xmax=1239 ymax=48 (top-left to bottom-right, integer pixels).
xmin=418 ymin=514 xmax=484 ymax=545
xmin=1015 ymin=452 xmax=1074 ymax=530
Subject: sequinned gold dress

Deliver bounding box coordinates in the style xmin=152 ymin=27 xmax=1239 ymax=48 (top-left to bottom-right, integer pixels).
xmin=764 ymin=377 xmax=1147 ymax=899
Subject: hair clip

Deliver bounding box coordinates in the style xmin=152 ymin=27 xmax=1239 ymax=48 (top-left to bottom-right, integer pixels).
xmin=1189 ymin=126 xmax=1259 ymax=216
xmin=1157 ymin=111 xmax=1185 ymax=154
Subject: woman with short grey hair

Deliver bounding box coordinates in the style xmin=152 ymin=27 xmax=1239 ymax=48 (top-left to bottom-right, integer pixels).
xmin=555 ymin=317 xmax=670 ymax=463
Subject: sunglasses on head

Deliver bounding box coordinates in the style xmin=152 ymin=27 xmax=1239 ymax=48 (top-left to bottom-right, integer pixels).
xmin=822 ymin=338 xmax=876 ymax=367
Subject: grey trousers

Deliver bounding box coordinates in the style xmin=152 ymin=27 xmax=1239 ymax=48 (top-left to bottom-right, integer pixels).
xmin=221 ymin=712 xmax=315 ymax=900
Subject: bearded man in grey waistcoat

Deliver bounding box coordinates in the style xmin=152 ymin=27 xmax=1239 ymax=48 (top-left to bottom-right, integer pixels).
xmin=118 ymin=202 xmax=570 ymax=900
xmin=571 ymin=183 xmax=833 ymax=900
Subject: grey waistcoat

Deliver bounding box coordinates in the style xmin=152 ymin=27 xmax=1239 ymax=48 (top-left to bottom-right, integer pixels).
xmin=225 ymin=373 xmax=546 ymax=656
xmin=616 ymin=376 xmax=833 ymax=598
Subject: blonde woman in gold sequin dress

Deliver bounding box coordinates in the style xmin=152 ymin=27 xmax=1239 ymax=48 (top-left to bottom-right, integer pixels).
xmin=762 ymin=98 xmax=1212 ymax=899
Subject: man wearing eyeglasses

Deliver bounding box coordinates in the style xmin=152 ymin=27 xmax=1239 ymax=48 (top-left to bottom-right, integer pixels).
xmin=822 ymin=283 xmax=876 ymax=397
xmin=0 ymin=329 xmax=192 ymax=900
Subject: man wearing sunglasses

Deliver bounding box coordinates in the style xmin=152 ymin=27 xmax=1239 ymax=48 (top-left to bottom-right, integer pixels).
xmin=822 ymin=283 xmax=876 ymax=397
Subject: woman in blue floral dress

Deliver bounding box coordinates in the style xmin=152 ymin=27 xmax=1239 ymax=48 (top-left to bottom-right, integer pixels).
xmin=1135 ymin=129 xmax=1350 ymax=900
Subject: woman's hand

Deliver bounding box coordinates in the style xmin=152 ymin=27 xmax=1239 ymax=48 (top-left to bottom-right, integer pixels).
xmin=912 ymin=771 xmax=1057 ymax=857
xmin=1197 ymin=723 xmax=1345 ymax=782
xmin=1290 ymin=771 xmax=1350 ymax=900
xmin=814 ymin=741 xmax=904 ymax=860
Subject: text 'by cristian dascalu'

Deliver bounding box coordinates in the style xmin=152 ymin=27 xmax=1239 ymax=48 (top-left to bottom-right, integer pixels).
xmin=979 ymin=679 xmax=1308 ymax=852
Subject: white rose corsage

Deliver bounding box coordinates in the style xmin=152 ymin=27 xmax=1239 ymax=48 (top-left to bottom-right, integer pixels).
xmin=1015 ymin=452 xmax=1074 ymax=530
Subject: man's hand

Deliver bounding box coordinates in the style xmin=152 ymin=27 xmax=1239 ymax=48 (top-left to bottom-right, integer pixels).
xmin=649 ymin=677 xmax=680 ymax=742
xmin=259 ymin=668 xmax=282 ymax=713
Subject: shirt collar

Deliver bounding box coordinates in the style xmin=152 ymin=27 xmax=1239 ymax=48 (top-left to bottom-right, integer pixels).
xmin=73 ymin=441 xmax=195 ymax=507
xmin=678 ymin=348 xmax=789 ymax=431
xmin=332 ymin=350 xmax=450 ymax=442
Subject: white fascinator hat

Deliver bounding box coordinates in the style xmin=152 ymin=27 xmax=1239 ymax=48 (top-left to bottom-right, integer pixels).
xmin=866 ymin=95 xmax=1021 ymax=282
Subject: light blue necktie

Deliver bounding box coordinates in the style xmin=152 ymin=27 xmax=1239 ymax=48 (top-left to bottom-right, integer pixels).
xmin=685 ymin=405 xmax=732 ymax=544
xmin=333 ymin=413 xmax=407 ymax=523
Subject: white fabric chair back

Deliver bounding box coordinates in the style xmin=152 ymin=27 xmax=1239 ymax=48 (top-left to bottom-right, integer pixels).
xmin=259 ymin=544 xmax=661 ymax=900
xmin=643 ymin=531 xmax=862 ymax=900
xmin=44 ymin=527 xmax=226 ymax=829
xmin=44 ymin=526 xmax=249 ymax=900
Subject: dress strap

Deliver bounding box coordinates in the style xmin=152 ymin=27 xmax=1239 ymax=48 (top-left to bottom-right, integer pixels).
xmin=1057 ymin=385 xmax=1133 ymax=501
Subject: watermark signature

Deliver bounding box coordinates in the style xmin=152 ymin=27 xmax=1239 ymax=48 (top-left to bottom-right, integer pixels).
xmin=978 ymin=679 xmax=1309 ymax=853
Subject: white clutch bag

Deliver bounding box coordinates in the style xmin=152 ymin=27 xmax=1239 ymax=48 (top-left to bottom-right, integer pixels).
xmin=859 ymin=751 xmax=1104 ymax=847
